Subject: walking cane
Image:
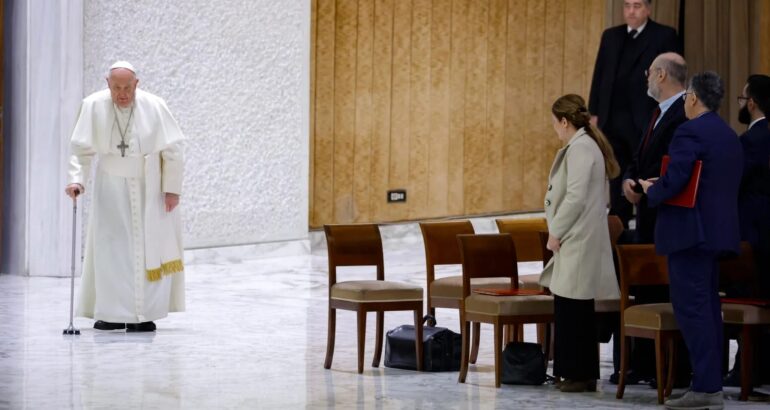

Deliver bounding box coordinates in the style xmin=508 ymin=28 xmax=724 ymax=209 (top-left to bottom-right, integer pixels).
xmin=63 ymin=189 xmax=81 ymax=336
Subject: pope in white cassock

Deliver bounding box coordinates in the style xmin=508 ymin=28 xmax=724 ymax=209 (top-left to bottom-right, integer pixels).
xmin=65 ymin=61 xmax=185 ymax=332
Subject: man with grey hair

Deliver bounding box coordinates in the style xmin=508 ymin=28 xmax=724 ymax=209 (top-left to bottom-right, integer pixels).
xmin=640 ymin=71 xmax=743 ymax=409
xmin=64 ymin=61 xmax=186 ymax=332
xmin=612 ymin=52 xmax=691 ymax=387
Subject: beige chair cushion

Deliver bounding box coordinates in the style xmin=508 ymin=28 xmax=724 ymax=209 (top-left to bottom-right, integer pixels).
xmin=464 ymin=294 xmax=554 ymax=316
xmin=519 ymin=274 xmax=543 ymax=290
xmin=430 ymin=276 xmax=517 ymax=301
xmin=624 ymin=303 xmax=678 ymax=330
xmin=721 ymin=303 xmax=770 ymax=325
xmin=331 ymin=280 xmax=423 ymax=302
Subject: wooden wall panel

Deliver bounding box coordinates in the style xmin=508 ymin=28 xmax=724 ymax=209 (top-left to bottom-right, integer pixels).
xmin=310 ymin=0 xmax=606 ymax=227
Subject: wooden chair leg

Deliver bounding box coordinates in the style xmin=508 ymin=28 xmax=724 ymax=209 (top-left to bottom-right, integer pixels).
xmin=372 ymin=311 xmax=384 ymax=367
xmin=494 ymin=321 xmax=502 ymax=388
xmin=324 ymin=307 xmax=336 ymax=369
xmin=357 ymin=308 xmax=367 ymax=374
xmin=504 ymin=325 xmax=513 ymax=344
xmin=470 ymin=322 xmax=481 ymax=364
xmin=739 ymin=325 xmax=753 ymax=401
xmin=616 ymin=333 xmax=629 ymax=399
xmin=665 ymin=336 xmax=676 ymax=398
xmin=414 ymin=306 xmax=424 ymax=371
xmin=516 ymin=324 xmax=524 ymax=342
xmin=654 ymin=333 xmax=665 ymax=404
xmin=459 ymin=316 xmax=471 ymax=383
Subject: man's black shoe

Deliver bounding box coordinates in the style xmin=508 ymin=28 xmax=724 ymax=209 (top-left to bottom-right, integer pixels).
xmin=723 ymin=369 xmax=740 ymax=387
xmin=93 ymin=320 xmax=126 ymax=330
xmin=609 ymin=370 xmax=645 ymax=385
xmin=126 ymin=321 xmax=156 ymax=332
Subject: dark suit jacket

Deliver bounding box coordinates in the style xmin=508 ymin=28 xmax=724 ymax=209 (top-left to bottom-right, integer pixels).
xmin=738 ymin=118 xmax=770 ymax=244
xmin=589 ymin=20 xmax=680 ymax=140
xmin=624 ymin=98 xmax=687 ymax=243
xmin=647 ymin=112 xmax=743 ymax=255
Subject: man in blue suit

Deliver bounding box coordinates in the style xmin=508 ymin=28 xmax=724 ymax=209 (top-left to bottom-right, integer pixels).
xmin=640 ymin=71 xmax=742 ymax=410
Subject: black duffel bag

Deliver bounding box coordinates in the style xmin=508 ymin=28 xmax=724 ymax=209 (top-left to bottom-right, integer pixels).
xmin=501 ymin=341 xmax=547 ymax=385
xmin=384 ymin=315 xmax=461 ymax=371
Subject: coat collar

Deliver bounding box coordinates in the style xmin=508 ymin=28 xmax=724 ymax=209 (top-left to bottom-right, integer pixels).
xmin=549 ymin=128 xmax=588 ymax=179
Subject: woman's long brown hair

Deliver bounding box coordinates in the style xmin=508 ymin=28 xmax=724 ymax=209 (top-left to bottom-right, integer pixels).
xmin=551 ymin=94 xmax=620 ymax=179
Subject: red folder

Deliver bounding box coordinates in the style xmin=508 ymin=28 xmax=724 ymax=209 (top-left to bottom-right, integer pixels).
xmin=660 ymin=155 xmax=702 ymax=208
xmin=473 ymin=288 xmax=548 ymax=296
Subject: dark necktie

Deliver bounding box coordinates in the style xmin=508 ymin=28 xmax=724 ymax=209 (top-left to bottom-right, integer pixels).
xmin=641 ymin=107 xmax=662 ymax=152
xmin=628 ymin=29 xmax=638 ymax=39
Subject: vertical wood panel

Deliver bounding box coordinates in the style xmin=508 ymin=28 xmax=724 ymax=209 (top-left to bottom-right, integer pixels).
xmin=369 ymin=0 xmax=394 ymax=222
xmin=447 ymin=0 xmax=468 ymax=216
xmin=427 ymin=0 xmax=451 ymax=216
xmin=353 ymin=0 xmax=374 ymax=222
xmin=503 ymin=0 xmax=527 ymax=210
xmin=522 ymin=0 xmax=546 ymax=210
xmin=312 ymin=0 xmax=336 ymax=226
xmin=309 ymin=0 xmax=317 ymax=224
xmin=0 ymin=0 xmax=4 ymax=259
xmin=332 ymin=0 xmax=358 ymax=223
xmin=544 ymin=0 xmax=566 ymax=167
xmin=408 ymin=0 xmax=431 ymax=219
xmin=389 ymin=0 xmax=412 ymax=221
xmin=462 ymin=0 xmax=488 ymax=214
xmin=486 ymin=0 xmax=507 ymax=212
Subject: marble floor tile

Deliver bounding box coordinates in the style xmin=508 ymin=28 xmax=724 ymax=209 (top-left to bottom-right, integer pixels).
xmin=0 ymin=229 xmax=767 ymax=409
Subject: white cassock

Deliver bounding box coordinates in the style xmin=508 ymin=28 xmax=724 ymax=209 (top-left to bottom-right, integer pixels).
xmin=68 ymin=88 xmax=185 ymax=323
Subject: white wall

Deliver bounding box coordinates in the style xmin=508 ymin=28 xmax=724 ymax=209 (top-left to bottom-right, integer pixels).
xmin=83 ymin=0 xmax=310 ymax=248
xmin=2 ymin=0 xmax=310 ymax=275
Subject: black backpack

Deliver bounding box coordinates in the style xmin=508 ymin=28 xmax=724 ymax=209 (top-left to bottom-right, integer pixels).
xmin=501 ymin=341 xmax=547 ymax=385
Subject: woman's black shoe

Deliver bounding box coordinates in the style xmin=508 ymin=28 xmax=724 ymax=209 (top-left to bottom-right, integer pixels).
xmin=93 ymin=320 xmax=126 ymax=330
xmin=126 ymin=322 xmax=156 ymax=332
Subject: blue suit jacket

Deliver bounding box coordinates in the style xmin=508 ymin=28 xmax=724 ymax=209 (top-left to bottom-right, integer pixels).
xmin=647 ymin=112 xmax=743 ymax=255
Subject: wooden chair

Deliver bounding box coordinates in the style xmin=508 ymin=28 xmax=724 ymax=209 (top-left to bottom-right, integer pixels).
xmin=494 ymin=217 xmax=548 ymax=289
xmin=719 ymin=241 xmax=770 ymax=401
xmin=324 ymin=224 xmax=424 ymax=373
xmin=456 ymin=233 xmax=554 ymax=387
xmin=615 ymin=244 xmax=679 ymax=404
xmin=495 ymin=217 xmax=549 ymax=342
xmin=420 ymin=221 xmax=509 ymax=365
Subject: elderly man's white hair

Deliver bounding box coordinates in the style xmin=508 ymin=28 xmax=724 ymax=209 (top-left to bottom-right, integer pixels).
xmin=108 ymin=60 xmax=137 ymax=77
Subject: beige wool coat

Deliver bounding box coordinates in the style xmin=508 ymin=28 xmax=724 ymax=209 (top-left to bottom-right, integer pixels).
xmin=539 ymin=128 xmax=620 ymax=300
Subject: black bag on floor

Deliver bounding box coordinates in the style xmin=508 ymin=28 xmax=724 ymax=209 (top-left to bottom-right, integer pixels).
xmin=384 ymin=315 xmax=461 ymax=371
xmin=501 ymin=342 xmax=547 ymax=385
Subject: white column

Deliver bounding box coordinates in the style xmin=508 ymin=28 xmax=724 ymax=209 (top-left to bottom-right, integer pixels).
xmin=3 ymin=0 xmax=83 ymax=276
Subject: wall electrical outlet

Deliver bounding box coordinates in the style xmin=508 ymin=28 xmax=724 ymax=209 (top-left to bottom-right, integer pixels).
xmin=387 ymin=189 xmax=407 ymax=203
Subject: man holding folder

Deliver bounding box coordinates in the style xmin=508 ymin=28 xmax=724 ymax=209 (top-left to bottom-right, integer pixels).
xmin=639 ymin=71 xmax=742 ymax=410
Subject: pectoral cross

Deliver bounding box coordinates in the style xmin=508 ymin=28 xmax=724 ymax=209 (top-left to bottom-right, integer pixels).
xmin=117 ymin=140 xmax=129 ymax=157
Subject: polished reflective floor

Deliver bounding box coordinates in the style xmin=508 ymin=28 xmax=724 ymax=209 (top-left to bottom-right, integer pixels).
xmin=1 ymin=221 xmax=767 ymax=409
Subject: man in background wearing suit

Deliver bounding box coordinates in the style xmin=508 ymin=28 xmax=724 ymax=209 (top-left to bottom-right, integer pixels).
xmin=640 ymin=71 xmax=742 ymax=410
xmin=723 ymin=74 xmax=770 ymax=390
xmin=589 ymin=0 xmax=680 ymax=227
xmin=612 ymin=52 xmax=690 ymax=387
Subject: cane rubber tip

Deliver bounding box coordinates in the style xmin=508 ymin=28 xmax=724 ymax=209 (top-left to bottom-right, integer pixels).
xmin=75 ymin=330 xmax=80 ymax=335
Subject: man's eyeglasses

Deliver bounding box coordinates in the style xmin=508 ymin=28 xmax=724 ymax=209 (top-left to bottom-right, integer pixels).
xmin=644 ymin=67 xmax=661 ymax=78
xmin=682 ymin=91 xmax=694 ymax=101
xmin=737 ymin=96 xmax=750 ymax=104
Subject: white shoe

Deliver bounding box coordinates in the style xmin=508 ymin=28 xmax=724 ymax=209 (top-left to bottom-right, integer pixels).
xmin=664 ymin=390 xmax=723 ymax=410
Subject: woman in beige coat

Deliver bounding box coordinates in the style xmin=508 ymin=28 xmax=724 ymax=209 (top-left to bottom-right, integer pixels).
xmin=540 ymin=94 xmax=620 ymax=392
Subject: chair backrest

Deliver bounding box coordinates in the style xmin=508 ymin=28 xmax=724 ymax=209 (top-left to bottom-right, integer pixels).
xmin=495 ymin=217 xmax=548 ymax=262
xmin=457 ymin=234 xmax=518 ymax=297
xmin=324 ymin=224 xmax=384 ymax=284
xmin=719 ymin=241 xmax=759 ymax=296
xmin=607 ymin=215 xmax=624 ymax=245
xmin=615 ymin=244 xmax=668 ymax=311
xmin=419 ymin=220 xmax=475 ymax=283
